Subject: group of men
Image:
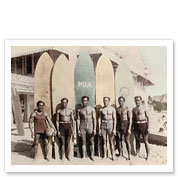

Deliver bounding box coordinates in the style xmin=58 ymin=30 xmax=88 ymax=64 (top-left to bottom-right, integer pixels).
xmin=29 ymin=95 xmax=150 ymax=162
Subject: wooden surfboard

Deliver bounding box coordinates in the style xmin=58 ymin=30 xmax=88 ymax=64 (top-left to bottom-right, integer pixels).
xmin=115 ymin=61 xmax=135 ymax=157
xmin=96 ymin=54 xmax=115 ymax=158
xmin=34 ymin=52 xmax=54 ymax=160
xmin=52 ymin=54 xmax=75 ymax=159
xmin=11 ymin=87 xmax=24 ymax=136
xmin=74 ymin=51 xmax=95 ymax=158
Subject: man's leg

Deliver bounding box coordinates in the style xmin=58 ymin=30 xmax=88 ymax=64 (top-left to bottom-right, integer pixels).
xmin=61 ymin=135 xmax=65 ymax=160
xmin=66 ymin=135 xmax=71 ymax=160
xmin=81 ymin=133 xmax=86 ymax=158
xmin=124 ymin=133 xmax=131 ymax=160
xmin=88 ymin=133 xmax=94 ymax=160
xmin=143 ymin=134 xmax=150 ymax=160
xmin=134 ymin=133 xmax=141 ymax=157
xmin=108 ymin=134 xmax=115 ymax=160
xmin=33 ymin=134 xmax=40 ymax=160
xmin=118 ymin=133 xmax=123 ymax=156
xmin=43 ymin=135 xmax=49 ymax=161
xmin=102 ymin=134 xmax=107 ymax=158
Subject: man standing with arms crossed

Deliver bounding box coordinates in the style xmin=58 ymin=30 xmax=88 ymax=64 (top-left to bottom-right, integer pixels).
xmin=132 ymin=96 xmax=150 ymax=160
xmin=56 ymin=98 xmax=74 ymax=161
xmin=29 ymin=101 xmax=57 ymax=161
xmin=116 ymin=96 xmax=132 ymax=160
xmin=98 ymin=97 xmax=116 ymax=161
xmin=77 ymin=96 xmax=96 ymax=161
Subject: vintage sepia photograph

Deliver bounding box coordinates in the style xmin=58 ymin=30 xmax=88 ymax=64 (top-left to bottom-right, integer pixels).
xmin=5 ymin=40 xmax=173 ymax=172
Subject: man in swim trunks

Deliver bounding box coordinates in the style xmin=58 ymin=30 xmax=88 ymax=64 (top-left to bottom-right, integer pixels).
xmin=98 ymin=97 xmax=116 ymax=161
xmin=116 ymin=96 xmax=132 ymax=160
xmin=132 ymin=96 xmax=150 ymax=160
xmin=56 ymin=98 xmax=74 ymax=161
xmin=29 ymin=101 xmax=57 ymax=161
xmin=77 ymin=96 xmax=96 ymax=161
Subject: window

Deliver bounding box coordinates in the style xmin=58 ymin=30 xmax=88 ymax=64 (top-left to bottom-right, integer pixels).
xmin=26 ymin=55 xmax=32 ymax=74
xmin=16 ymin=57 xmax=22 ymax=74
xmin=11 ymin=58 xmax=15 ymax=73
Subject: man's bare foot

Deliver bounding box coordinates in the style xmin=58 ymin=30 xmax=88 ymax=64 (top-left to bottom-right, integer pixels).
xmin=145 ymin=154 xmax=149 ymax=161
xmin=119 ymin=152 xmax=123 ymax=157
xmin=66 ymin=157 xmax=70 ymax=161
xmin=89 ymin=156 xmax=94 ymax=161
xmin=111 ymin=157 xmax=114 ymax=161
xmin=44 ymin=157 xmax=49 ymax=161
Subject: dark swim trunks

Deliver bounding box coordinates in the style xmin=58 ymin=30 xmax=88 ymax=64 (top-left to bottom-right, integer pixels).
xmin=59 ymin=122 xmax=72 ymax=136
xmin=134 ymin=122 xmax=148 ymax=135
xmin=117 ymin=120 xmax=129 ymax=134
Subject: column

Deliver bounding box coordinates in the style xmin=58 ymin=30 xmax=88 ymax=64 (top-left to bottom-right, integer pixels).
xmin=32 ymin=54 xmax=35 ymax=74
xmin=22 ymin=56 xmax=25 ymax=75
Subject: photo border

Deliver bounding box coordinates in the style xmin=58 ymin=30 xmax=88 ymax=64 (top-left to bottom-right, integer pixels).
xmin=5 ymin=40 xmax=173 ymax=172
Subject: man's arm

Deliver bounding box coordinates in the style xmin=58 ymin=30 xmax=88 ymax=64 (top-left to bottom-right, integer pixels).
xmin=70 ymin=109 xmax=74 ymax=134
xmin=112 ymin=108 xmax=116 ymax=134
xmin=77 ymin=109 xmax=81 ymax=136
xmin=127 ymin=109 xmax=132 ymax=134
xmin=98 ymin=109 xmax=102 ymax=135
xmin=56 ymin=111 xmax=60 ymax=136
xmin=145 ymin=109 xmax=149 ymax=131
xmin=131 ymin=108 xmax=135 ymax=132
xmin=29 ymin=112 xmax=35 ymax=138
xmin=45 ymin=112 xmax=56 ymax=132
xmin=92 ymin=108 xmax=96 ymax=134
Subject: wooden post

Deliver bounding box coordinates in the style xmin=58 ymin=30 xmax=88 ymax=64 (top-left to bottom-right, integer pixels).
xmin=24 ymin=56 xmax=27 ymax=74
xmin=32 ymin=54 xmax=35 ymax=74
xmin=22 ymin=56 xmax=25 ymax=75
xmin=14 ymin=57 xmax=17 ymax=73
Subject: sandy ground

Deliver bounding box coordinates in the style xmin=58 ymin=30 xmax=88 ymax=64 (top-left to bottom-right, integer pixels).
xmin=11 ymin=120 xmax=167 ymax=166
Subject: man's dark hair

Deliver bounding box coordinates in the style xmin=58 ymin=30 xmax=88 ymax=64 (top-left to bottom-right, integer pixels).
xmin=61 ymin=98 xmax=68 ymax=103
xmin=134 ymin=96 xmax=142 ymax=101
xmin=82 ymin=96 xmax=89 ymax=101
xmin=103 ymin=97 xmax=110 ymax=101
xmin=36 ymin=100 xmax=45 ymax=106
xmin=118 ymin=96 xmax=125 ymax=102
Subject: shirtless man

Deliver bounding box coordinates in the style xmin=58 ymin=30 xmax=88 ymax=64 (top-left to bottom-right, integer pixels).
xmin=99 ymin=97 xmax=116 ymax=161
xmin=77 ymin=96 xmax=96 ymax=161
xmin=132 ymin=96 xmax=150 ymax=160
xmin=29 ymin=101 xmax=57 ymax=161
xmin=116 ymin=96 xmax=132 ymax=160
xmin=56 ymin=98 xmax=74 ymax=161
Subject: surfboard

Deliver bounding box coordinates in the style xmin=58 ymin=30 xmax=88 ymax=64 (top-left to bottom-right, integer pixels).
xmin=52 ymin=54 xmax=75 ymax=159
xmin=74 ymin=51 xmax=95 ymax=158
xmin=96 ymin=54 xmax=115 ymax=158
xmin=11 ymin=87 xmax=24 ymax=136
xmin=115 ymin=61 xmax=135 ymax=157
xmin=34 ymin=52 xmax=54 ymax=160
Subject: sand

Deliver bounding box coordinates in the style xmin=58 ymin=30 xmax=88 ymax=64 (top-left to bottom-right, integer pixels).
xmin=11 ymin=122 xmax=167 ymax=166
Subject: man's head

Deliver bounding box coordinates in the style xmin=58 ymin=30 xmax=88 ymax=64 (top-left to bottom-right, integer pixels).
xmin=103 ymin=97 xmax=110 ymax=107
xmin=82 ymin=96 xmax=89 ymax=107
xmin=118 ymin=96 xmax=125 ymax=107
xmin=36 ymin=101 xmax=45 ymax=112
xmin=134 ymin=96 xmax=142 ymax=107
xmin=61 ymin=98 xmax=68 ymax=108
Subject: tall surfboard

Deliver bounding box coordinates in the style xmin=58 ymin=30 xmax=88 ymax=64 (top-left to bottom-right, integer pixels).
xmin=34 ymin=52 xmax=54 ymax=160
xmin=115 ymin=61 xmax=135 ymax=109
xmin=115 ymin=61 xmax=135 ymax=156
xmin=52 ymin=54 xmax=75 ymax=159
xmin=96 ymin=54 xmax=115 ymax=158
xmin=74 ymin=51 xmax=95 ymax=157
